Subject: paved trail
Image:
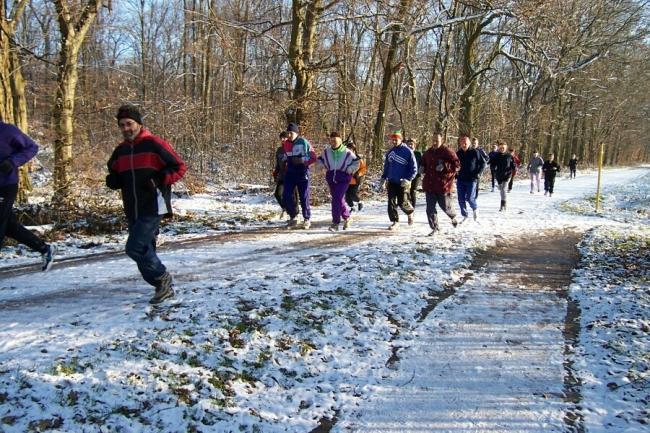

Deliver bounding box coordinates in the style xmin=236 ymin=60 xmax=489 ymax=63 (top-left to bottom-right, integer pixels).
xmin=343 ymin=230 xmax=583 ymax=433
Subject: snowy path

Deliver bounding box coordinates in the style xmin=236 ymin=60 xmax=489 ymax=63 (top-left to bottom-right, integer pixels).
xmin=340 ymin=230 xmax=582 ymax=433
xmin=0 ymin=167 xmax=647 ymax=433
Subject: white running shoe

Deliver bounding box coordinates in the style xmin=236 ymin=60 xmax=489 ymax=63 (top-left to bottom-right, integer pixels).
xmin=328 ymin=223 xmax=339 ymax=232
xmin=303 ymin=219 xmax=311 ymax=229
xmin=342 ymin=219 xmax=350 ymax=230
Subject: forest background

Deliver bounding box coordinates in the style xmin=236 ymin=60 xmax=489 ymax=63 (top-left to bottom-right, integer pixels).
xmin=0 ymin=0 xmax=648 ymax=209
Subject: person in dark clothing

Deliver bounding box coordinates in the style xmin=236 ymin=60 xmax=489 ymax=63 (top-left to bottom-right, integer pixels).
xmin=345 ymin=141 xmax=366 ymax=212
xmin=272 ymin=131 xmax=298 ymax=218
xmin=0 ymin=120 xmax=55 ymax=271
xmin=379 ymin=130 xmax=417 ymax=230
xmin=487 ymin=144 xmax=498 ymax=191
xmin=281 ymin=122 xmax=317 ymax=229
xmin=471 ymin=137 xmax=489 ymax=200
xmin=106 ymin=104 xmax=187 ymax=304
xmin=421 ymin=133 xmax=460 ymax=235
xmin=456 ymin=135 xmax=485 ymax=222
xmin=490 ymin=140 xmax=516 ymax=211
xmin=542 ymin=153 xmax=561 ymax=196
xmin=406 ymin=138 xmax=422 ymax=207
xmin=508 ymin=147 xmax=521 ymax=192
xmin=568 ymin=154 xmax=578 ymax=179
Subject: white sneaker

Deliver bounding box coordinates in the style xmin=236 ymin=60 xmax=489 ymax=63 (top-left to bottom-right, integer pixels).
xmin=303 ymin=219 xmax=311 ymax=229
xmin=388 ymin=222 xmax=399 ymax=231
xmin=473 ymin=210 xmax=478 ymax=221
xmin=328 ymin=223 xmax=339 ymax=232
xmin=342 ymin=219 xmax=350 ymax=230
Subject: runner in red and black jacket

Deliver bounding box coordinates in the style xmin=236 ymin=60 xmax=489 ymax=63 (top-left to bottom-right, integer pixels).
xmin=107 ymin=126 xmax=186 ymax=220
xmin=106 ymin=104 xmax=186 ymax=304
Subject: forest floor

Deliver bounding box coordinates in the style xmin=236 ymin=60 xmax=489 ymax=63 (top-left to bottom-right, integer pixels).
xmin=0 ymin=167 xmax=648 ymax=433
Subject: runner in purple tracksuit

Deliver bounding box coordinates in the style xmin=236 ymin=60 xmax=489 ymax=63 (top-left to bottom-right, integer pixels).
xmin=317 ymin=132 xmax=360 ymax=231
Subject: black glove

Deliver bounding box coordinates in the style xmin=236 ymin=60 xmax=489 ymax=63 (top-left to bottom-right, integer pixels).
xmin=105 ymin=173 xmax=122 ymax=190
xmin=0 ymin=159 xmax=14 ymax=175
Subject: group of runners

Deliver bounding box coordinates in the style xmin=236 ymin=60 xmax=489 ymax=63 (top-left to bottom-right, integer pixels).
xmin=1 ymin=111 xmax=579 ymax=305
xmin=272 ymin=124 xmax=576 ymax=236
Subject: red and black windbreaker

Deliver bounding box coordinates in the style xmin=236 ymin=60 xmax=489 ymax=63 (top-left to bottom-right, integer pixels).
xmin=107 ymin=129 xmax=186 ymax=221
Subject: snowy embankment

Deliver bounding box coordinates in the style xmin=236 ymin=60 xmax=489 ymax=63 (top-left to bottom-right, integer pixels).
xmin=567 ymin=172 xmax=649 ymax=432
xmin=0 ymin=167 xmax=648 ymax=433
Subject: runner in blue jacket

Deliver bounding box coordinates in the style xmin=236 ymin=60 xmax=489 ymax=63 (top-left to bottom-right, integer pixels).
xmin=379 ymin=130 xmax=417 ymax=230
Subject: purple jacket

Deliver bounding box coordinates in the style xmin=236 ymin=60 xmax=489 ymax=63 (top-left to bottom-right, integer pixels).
xmin=0 ymin=122 xmax=38 ymax=187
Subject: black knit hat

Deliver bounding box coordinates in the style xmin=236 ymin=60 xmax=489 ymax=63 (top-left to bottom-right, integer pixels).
xmin=116 ymin=104 xmax=143 ymax=125
xmin=286 ymin=122 xmax=300 ymax=133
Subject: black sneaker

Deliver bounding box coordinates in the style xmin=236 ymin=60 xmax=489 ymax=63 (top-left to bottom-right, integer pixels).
xmin=358 ymin=202 xmax=363 ymax=211
xmin=150 ymin=272 xmax=174 ymax=304
xmin=41 ymin=245 xmax=56 ymax=272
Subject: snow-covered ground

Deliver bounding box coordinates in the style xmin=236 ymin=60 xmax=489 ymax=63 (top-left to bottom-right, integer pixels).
xmin=0 ymin=167 xmax=648 ymax=432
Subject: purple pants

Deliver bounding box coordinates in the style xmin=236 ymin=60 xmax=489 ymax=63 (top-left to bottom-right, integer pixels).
xmin=326 ymin=171 xmax=352 ymax=224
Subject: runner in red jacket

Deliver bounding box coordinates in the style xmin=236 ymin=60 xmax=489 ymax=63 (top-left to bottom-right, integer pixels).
xmin=421 ymin=133 xmax=460 ymax=236
xmin=106 ymin=104 xmax=186 ymax=304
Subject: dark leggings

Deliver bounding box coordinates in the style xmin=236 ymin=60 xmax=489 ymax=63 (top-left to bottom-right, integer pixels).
xmin=0 ymin=183 xmax=47 ymax=252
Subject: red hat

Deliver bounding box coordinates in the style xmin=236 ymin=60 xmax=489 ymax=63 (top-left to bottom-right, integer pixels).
xmin=390 ymin=130 xmax=402 ymax=140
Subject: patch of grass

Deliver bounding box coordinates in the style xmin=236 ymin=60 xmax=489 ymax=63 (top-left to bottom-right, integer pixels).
xmin=299 ymin=341 xmax=316 ymax=356
xmin=171 ymin=386 xmax=194 ymax=405
xmin=187 ymin=356 xmax=202 ymax=368
xmin=52 ymin=358 xmax=83 ymax=376
xmin=281 ymin=296 xmax=297 ymax=311
xmin=28 ymin=417 xmax=63 ymax=431
xmin=207 ymin=370 xmax=235 ymax=406
xmin=65 ymin=390 xmax=79 ymax=406
xmin=234 ymin=370 xmax=257 ymax=386
xmin=228 ymin=328 xmax=245 ymax=349
xmin=253 ymin=351 xmax=272 ymax=369
xmin=276 ymin=336 xmax=293 ymax=351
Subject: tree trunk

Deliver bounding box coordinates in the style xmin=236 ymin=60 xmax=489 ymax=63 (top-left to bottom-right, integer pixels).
xmin=52 ymin=0 xmax=102 ymax=205
xmin=371 ymin=0 xmax=413 ymax=161
xmin=287 ymin=0 xmax=323 ymax=128
xmin=1 ymin=0 xmax=30 ymax=203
